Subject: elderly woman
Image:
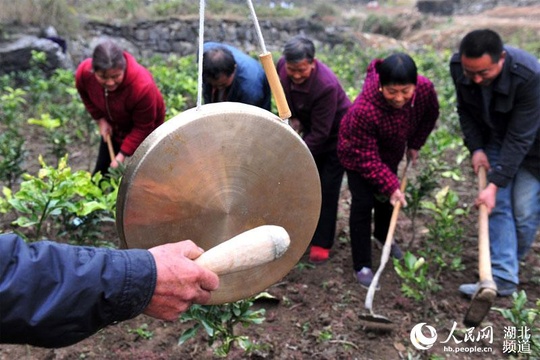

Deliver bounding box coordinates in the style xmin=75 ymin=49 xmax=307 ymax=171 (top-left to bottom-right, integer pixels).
xmin=75 ymin=39 xmax=165 ymax=174
xmin=277 ymin=36 xmax=351 ymax=264
xmin=338 ymin=53 xmax=439 ymax=288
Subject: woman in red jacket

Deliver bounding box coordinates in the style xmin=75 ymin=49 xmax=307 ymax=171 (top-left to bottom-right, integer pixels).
xmin=76 ymin=39 xmax=165 ymax=174
xmin=338 ymin=53 xmax=439 ymax=288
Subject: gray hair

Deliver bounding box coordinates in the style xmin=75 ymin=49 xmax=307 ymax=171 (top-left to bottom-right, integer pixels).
xmin=283 ymin=36 xmax=315 ymax=63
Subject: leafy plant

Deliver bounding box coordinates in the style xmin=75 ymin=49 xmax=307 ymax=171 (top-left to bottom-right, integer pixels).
xmin=419 ymin=186 xmax=468 ymax=275
xmin=0 ymin=128 xmax=26 ymax=188
xmin=420 ymin=126 xmax=468 ymax=182
xmin=127 ymin=323 xmax=154 ymax=340
xmin=393 ymin=251 xmax=440 ymax=303
xmin=316 ymin=327 xmax=333 ymax=343
xmin=26 ymin=63 xmax=92 ymax=162
xmin=493 ymin=291 xmax=540 ymax=358
xmin=64 ymin=171 xmax=120 ymax=247
xmin=295 ymin=261 xmax=315 ymax=271
xmin=403 ymin=160 xmax=438 ymax=245
xmin=28 ymin=113 xmax=70 ymax=160
xmin=147 ymin=54 xmax=198 ymax=117
xmin=1 ymin=155 xmax=116 ymax=242
xmin=1 ymin=86 xmax=27 ymax=127
xmin=179 ymin=294 xmax=268 ymax=357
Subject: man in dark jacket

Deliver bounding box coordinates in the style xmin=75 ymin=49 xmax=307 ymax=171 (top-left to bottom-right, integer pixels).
xmin=450 ymin=29 xmax=540 ymax=297
xmin=277 ymin=36 xmax=351 ymax=264
xmin=0 ymin=233 xmax=219 ymax=348
xmin=202 ymin=42 xmax=271 ymax=111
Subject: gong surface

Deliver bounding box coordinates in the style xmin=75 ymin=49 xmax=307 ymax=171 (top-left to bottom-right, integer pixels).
xmin=116 ymin=102 xmax=321 ymax=304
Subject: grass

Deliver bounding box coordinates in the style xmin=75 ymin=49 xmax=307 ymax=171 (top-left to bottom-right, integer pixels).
xmin=0 ymin=0 xmax=420 ymax=37
xmin=0 ymin=0 xmax=303 ymax=33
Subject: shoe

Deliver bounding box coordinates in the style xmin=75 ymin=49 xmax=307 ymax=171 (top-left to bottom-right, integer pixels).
xmin=356 ymin=267 xmax=380 ymax=290
xmin=374 ymin=237 xmax=403 ymax=260
xmin=459 ymin=278 xmax=517 ymax=298
xmin=309 ymin=246 xmax=329 ymax=264
xmin=390 ymin=243 xmax=403 ymax=260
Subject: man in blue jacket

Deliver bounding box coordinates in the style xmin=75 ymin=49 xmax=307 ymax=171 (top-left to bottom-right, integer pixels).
xmin=450 ymin=29 xmax=540 ymax=297
xmin=0 ymin=233 xmax=219 ymax=348
xmin=202 ymin=42 xmax=271 ymax=111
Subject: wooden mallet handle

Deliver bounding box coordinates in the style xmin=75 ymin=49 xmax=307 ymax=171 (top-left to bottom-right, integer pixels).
xmin=194 ymin=225 xmax=290 ymax=275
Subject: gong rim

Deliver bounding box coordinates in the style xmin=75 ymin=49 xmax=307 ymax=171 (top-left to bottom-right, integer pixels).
xmin=116 ymin=102 xmax=321 ymax=304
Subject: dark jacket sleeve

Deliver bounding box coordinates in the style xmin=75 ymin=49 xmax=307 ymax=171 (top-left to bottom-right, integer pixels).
xmin=449 ymin=53 xmax=487 ymax=154
xmin=0 ymin=233 xmax=156 ymax=348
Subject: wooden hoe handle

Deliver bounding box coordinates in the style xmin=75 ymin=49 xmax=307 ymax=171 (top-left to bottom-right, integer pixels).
xmin=477 ymin=167 xmax=493 ymax=283
xmin=105 ymin=133 xmax=115 ymax=163
xmin=462 ymin=166 xmax=497 ymax=327
xmin=385 ymin=162 xmax=410 ymax=247
xmin=194 ymin=225 xmax=291 ymax=275
xmin=365 ymin=161 xmax=409 ymax=311
xmin=259 ymin=53 xmax=292 ymax=120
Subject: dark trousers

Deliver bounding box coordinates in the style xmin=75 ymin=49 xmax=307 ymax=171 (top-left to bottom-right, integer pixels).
xmin=92 ymin=137 xmax=120 ymax=176
xmin=310 ymin=149 xmax=345 ymax=249
xmin=346 ymin=170 xmax=393 ymax=271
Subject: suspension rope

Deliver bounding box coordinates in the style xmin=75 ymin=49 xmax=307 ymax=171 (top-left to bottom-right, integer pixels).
xmin=196 ymin=0 xmax=268 ymax=109
xmin=196 ymin=0 xmax=291 ymax=119
xmin=247 ymin=0 xmax=291 ymax=120
xmin=246 ymin=0 xmax=268 ymax=54
xmin=196 ymin=0 xmax=206 ymax=110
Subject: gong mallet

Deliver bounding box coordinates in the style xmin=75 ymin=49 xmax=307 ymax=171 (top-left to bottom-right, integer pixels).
xmin=463 ymin=166 xmax=497 ymax=327
xmin=194 ymin=225 xmax=290 ymax=305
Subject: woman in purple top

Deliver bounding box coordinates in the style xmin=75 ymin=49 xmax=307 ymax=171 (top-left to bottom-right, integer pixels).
xmin=338 ymin=53 xmax=439 ymax=288
xmin=277 ymin=36 xmax=351 ymax=264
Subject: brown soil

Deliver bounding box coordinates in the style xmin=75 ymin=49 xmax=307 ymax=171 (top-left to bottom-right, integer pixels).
xmin=2 ymin=169 xmax=538 ymax=360
xmin=1 ymin=4 xmax=540 ymax=360
xmin=405 ymin=6 xmax=540 ymax=50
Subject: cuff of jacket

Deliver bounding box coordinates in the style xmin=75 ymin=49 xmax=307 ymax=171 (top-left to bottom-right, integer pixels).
xmin=487 ymin=165 xmax=513 ymax=188
xmin=380 ymin=176 xmax=400 ymax=198
xmin=115 ymin=249 xmax=157 ymax=321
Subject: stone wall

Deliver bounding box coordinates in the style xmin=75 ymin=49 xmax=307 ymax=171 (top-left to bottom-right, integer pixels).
xmin=416 ymin=0 xmax=538 ymax=15
xmin=72 ymin=17 xmax=360 ymax=65
xmin=1 ymin=16 xmax=364 ymax=75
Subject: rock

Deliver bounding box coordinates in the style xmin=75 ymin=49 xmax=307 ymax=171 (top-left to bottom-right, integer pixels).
xmin=416 ymin=0 xmax=458 ymax=16
xmin=0 ymin=35 xmax=73 ymax=75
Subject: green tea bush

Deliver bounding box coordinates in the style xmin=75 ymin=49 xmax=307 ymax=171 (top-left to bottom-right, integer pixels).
xmin=394 ymin=252 xmax=440 ymax=303
xmin=419 ymin=186 xmax=468 ymax=273
xmin=0 ymin=86 xmax=28 ymax=187
xmin=147 ymin=54 xmax=198 ymax=117
xmin=179 ymin=295 xmax=268 ymax=357
xmin=0 ymin=129 xmax=25 ymax=188
xmin=0 ymin=87 xmax=27 ymax=127
xmin=493 ymin=291 xmax=540 ymax=358
xmin=0 ymin=155 xmax=117 ymax=243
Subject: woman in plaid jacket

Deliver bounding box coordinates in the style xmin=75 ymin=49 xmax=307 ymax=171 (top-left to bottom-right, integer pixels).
xmin=337 ymin=53 xmax=439 ymax=288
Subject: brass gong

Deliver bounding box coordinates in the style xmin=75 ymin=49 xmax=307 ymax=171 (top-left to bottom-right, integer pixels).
xmin=116 ymin=102 xmax=321 ymax=304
